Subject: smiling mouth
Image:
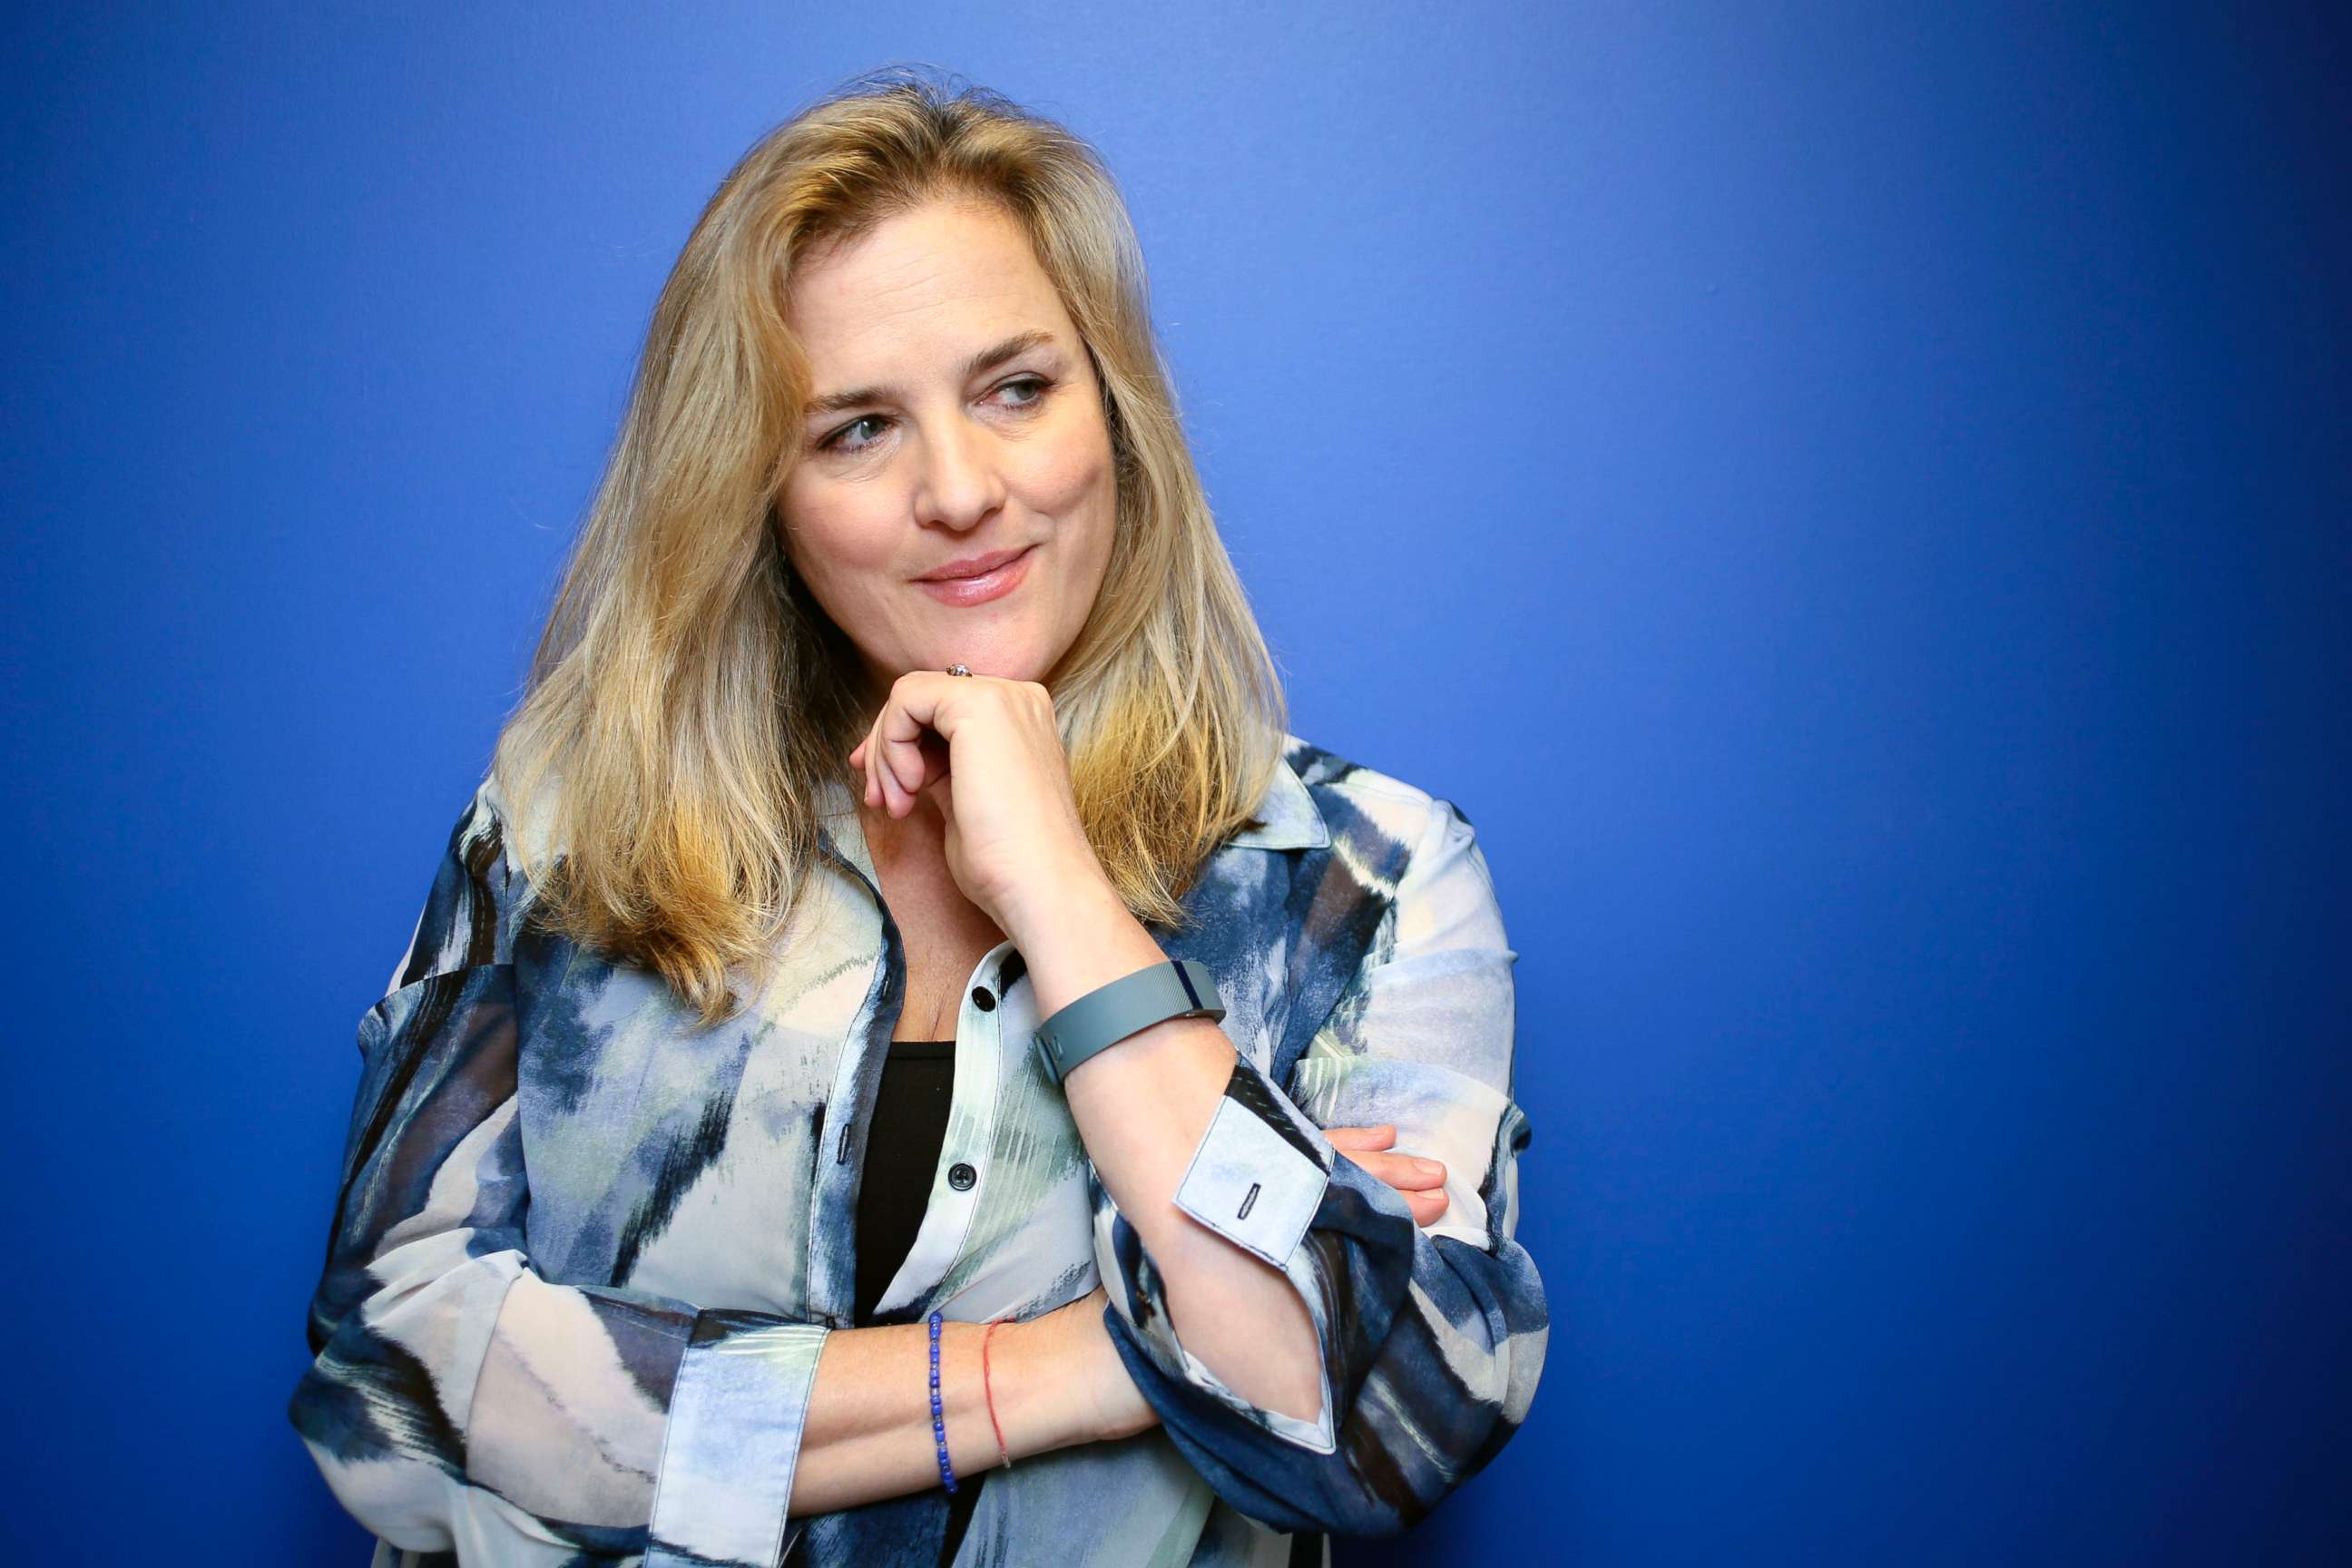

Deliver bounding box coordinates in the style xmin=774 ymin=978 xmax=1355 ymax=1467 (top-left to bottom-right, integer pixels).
xmin=917 ymin=544 xmax=1034 ymax=582
xmin=913 ymin=544 xmax=1035 ymax=606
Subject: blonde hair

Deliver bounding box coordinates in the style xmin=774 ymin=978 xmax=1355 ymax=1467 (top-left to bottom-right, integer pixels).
xmin=488 ymin=64 xmax=1293 ymax=1026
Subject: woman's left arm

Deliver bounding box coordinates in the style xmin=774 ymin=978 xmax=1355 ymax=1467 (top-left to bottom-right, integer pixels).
xmin=1053 ymin=792 xmax=1548 ymax=1537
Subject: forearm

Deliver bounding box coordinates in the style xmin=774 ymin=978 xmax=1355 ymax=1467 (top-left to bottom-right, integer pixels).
xmin=1009 ymin=881 xmax=1325 ymax=1426
xmin=787 ymin=1296 xmax=1123 ymax=1517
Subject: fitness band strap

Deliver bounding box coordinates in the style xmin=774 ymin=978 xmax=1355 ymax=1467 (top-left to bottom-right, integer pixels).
xmin=1033 ymin=959 xmax=1226 ymax=1087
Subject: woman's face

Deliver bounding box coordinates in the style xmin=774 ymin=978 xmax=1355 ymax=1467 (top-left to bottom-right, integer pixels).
xmin=777 ymin=196 xmax=1119 ymax=710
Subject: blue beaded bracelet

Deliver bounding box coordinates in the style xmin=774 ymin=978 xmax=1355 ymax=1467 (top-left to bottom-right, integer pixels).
xmin=928 ymin=1309 xmax=958 ymax=1493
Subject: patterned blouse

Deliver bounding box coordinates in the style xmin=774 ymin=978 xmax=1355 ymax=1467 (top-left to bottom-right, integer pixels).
xmin=289 ymin=733 xmax=1550 ymax=1565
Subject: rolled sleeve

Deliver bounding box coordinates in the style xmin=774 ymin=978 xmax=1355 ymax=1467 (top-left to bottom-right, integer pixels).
xmin=1100 ymin=1054 xmax=1348 ymax=1454
xmin=1098 ymin=793 xmax=1550 ymax=1537
xmin=289 ymin=782 xmax=833 ymax=1565
xmin=644 ymin=1314 xmax=830 ymax=1567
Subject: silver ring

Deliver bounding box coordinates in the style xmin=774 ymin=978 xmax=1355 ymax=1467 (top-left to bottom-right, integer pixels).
xmin=945 ymin=663 xmax=973 ymax=677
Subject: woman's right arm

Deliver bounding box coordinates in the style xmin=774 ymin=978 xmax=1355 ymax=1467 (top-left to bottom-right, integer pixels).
xmin=784 ymin=1283 xmax=1152 ymax=1516
xmin=288 ymin=783 xmax=1135 ymax=1566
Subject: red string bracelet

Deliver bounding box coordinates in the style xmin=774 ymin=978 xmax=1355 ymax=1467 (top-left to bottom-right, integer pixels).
xmin=980 ymin=1318 xmax=1014 ymax=1470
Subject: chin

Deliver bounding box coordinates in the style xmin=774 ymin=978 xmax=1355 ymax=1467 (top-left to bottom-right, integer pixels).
xmin=918 ymin=631 xmax=1038 ymax=675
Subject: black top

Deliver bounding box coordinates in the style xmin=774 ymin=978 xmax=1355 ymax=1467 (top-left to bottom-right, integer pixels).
xmin=826 ymin=1035 xmax=991 ymax=1565
xmin=852 ymin=1036 xmax=957 ymax=1324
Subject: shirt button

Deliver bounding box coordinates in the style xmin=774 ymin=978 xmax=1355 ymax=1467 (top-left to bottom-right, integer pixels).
xmin=948 ymin=1162 xmax=977 ymax=1191
xmin=971 ymin=986 xmax=996 ymax=1012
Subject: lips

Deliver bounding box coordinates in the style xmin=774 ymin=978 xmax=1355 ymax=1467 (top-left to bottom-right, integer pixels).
xmin=917 ymin=545 xmax=1032 ymax=583
xmin=913 ymin=543 xmax=1035 ymax=607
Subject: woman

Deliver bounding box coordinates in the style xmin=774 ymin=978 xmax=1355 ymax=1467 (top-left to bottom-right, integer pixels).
xmin=289 ymin=66 xmax=1546 ymax=1568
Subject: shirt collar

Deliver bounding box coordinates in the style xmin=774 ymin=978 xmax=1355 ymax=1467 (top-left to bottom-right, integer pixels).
xmin=1224 ymin=740 xmax=1330 ymax=850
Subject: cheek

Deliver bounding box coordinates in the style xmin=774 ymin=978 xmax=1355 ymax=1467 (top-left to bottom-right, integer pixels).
xmin=779 ymin=485 xmax=897 ymax=587
xmin=1020 ymin=410 xmax=1118 ymax=516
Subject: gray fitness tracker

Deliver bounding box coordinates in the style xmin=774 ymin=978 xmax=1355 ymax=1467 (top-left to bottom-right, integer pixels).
xmin=1033 ymin=959 xmax=1225 ymax=1087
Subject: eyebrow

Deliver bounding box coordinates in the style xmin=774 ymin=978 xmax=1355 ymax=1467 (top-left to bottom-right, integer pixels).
xmin=805 ymin=329 xmax=1061 ymax=418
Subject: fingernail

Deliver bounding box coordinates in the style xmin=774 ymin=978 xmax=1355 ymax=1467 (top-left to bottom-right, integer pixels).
xmin=1412 ymin=1159 xmax=1443 ymax=1180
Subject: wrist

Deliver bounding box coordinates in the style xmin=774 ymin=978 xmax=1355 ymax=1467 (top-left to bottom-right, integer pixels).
xmin=991 ymin=1306 xmax=1108 ymax=1451
xmin=994 ymin=859 xmax=1129 ymax=954
xmin=1010 ymin=893 xmax=1176 ymax=1026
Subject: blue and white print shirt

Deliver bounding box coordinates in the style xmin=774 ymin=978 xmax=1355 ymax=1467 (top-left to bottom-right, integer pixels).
xmin=289 ymin=734 xmax=1549 ymax=1566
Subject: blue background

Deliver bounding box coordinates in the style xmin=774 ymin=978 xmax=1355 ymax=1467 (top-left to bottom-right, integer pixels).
xmin=5 ymin=4 xmax=2344 ymax=1563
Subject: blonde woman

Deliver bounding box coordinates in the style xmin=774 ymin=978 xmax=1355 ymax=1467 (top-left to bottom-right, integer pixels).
xmin=289 ymin=65 xmax=1546 ymax=1568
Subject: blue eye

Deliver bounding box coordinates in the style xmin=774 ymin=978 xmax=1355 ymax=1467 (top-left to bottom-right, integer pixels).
xmin=821 ymin=415 xmax=891 ymax=456
xmin=816 ymin=375 xmax=1053 ymax=457
xmin=999 ymin=375 xmax=1050 ymax=408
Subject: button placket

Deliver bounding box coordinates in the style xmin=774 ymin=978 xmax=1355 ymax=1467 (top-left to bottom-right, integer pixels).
xmin=869 ymin=942 xmax=1017 ymax=1317
xmin=936 ymin=965 xmax=1005 ymax=1200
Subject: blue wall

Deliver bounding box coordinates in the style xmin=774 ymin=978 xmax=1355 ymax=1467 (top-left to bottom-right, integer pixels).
xmin=5 ymin=5 xmax=2343 ymax=1562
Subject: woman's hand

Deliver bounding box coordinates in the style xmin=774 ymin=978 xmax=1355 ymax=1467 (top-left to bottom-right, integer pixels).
xmin=846 ymin=671 xmax=1102 ymax=938
xmin=1327 ymin=1124 xmax=1450 ymax=1226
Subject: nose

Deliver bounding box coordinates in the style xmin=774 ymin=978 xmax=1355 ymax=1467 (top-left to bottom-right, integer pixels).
xmin=912 ymin=407 xmax=1008 ymax=532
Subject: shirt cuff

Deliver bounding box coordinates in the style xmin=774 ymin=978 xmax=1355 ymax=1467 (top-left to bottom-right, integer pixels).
xmin=643 ymin=1313 xmax=830 ymax=1568
xmin=1100 ymin=1054 xmax=1344 ymax=1454
xmin=1169 ymin=1056 xmax=1335 ymax=1269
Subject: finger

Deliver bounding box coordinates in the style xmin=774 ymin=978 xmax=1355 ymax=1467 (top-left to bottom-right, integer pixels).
xmin=1356 ymin=1151 xmax=1444 ymax=1191
xmin=887 ymin=670 xmax=980 ymax=799
xmin=1403 ymin=1188 xmax=1450 ymax=1226
xmin=876 ymin=686 xmax=936 ymax=806
xmin=1324 ymin=1124 xmax=1398 ymax=1152
xmin=892 ymin=730 xmax=926 ymax=805
xmin=881 ymin=726 xmax=908 ymax=817
xmin=1361 ymin=1151 xmax=1448 ymax=1191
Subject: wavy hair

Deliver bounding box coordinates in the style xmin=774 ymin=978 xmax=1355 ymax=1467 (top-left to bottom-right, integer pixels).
xmin=486 ymin=64 xmax=1293 ymax=1026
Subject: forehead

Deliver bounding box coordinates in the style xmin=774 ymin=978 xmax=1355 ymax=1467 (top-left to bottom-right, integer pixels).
xmin=786 ymin=198 xmax=1070 ymax=363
